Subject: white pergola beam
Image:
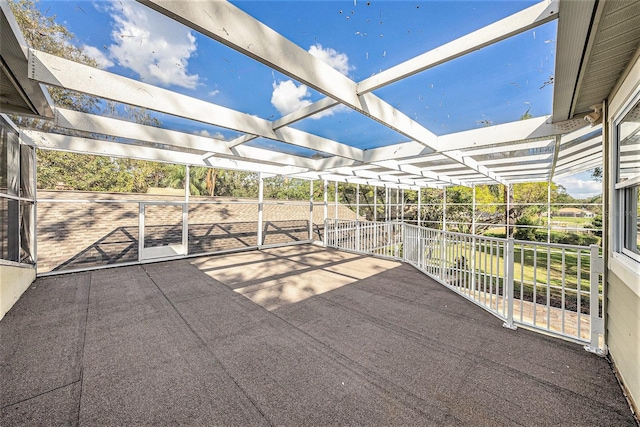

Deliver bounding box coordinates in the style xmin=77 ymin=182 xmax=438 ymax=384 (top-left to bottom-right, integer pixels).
xmin=22 ymin=130 xmax=308 ymax=175
xmin=357 ymin=0 xmax=558 ymax=94
xmin=28 ymin=49 xmax=364 ymax=161
xmin=137 ymin=0 xmax=439 ymax=151
xmin=54 ymin=108 xmax=318 ymax=169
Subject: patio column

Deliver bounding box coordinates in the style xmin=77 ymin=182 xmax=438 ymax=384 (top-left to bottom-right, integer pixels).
xmin=506 ymin=184 xmax=511 ymax=238
xmin=309 ymin=180 xmax=314 ymax=241
xmin=334 ymin=180 xmax=338 ymax=219
xmin=183 ymin=165 xmax=189 ymax=254
xmin=401 ymin=189 xmax=405 ymax=223
xmin=472 ymin=184 xmax=476 ymax=235
xmin=323 ymin=180 xmax=328 ymax=245
xmin=443 ymin=187 xmax=447 ymax=232
xmin=417 ymin=187 xmax=421 ymax=227
xmin=547 ymin=183 xmax=552 ymax=243
xmin=385 ymin=187 xmax=389 ymax=222
xmin=374 ymin=185 xmax=377 ymax=221
xmin=257 ymin=173 xmax=264 ymax=247
xmin=356 ymin=183 xmax=360 ymax=219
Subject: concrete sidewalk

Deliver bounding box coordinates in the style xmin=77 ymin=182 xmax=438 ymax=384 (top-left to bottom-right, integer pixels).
xmin=1 ymin=245 xmax=636 ymax=425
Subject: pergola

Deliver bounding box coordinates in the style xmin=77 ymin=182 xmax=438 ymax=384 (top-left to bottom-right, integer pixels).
xmin=5 ymin=0 xmax=632 ymax=190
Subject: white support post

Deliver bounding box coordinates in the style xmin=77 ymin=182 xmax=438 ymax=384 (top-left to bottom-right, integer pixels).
xmin=356 ymin=183 xmax=360 ymax=251
xmin=503 ymin=237 xmax=517 ymax=330
xmin=334 ymin=181 xmax=339 ymax=245
xmin=32 ymin=146 xmax=38 ymax=265
xmin=471 ymin=184 xmax=477 ymax=295
xmin=183 ymin=165 xmax=189 ymax=255
xmin=417 ymin=187 xmax=421 ymax=228
xmin=374 ymin=185 xmax=378 ymax=222
xmin=138 ymin=202 xmax=144 ymax=261
xmin=323 ymin=180 xmax=328 ymax=246
xmin=547 ymin=183 xmax=552 ymax=243
xmin=396 ymin=188 xmax=400 ymax=222
xmin=385 ymin=187 xmax=389 ymax=222
xmin=401 ymin=189 xmax=405 ymax=223
xmin=257 ymin=173 xmax=264 ymax=248
xmin=443 ymin=187 xmax=447 ymax=232
xmin=309 ymin=180 xmax=314 ymax=241
xmin=506 ymin=184 xmax=511 ymax=238
xmin=585 ymin=245 xmax=606 ymax=355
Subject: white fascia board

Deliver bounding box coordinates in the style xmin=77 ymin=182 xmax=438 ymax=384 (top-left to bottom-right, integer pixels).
xmin=227 ymin=134 xmax=258 ymax=148
xmin=557 ymin=136 xmax=602 ymax=158
xmin=371 ymin=159 xmax=469 ymax=186
xmin=460 ymin=139 xmax=555 ymax=158
xmin=231 ymin=146 xmax=317 ymax=170
xmin=29 ymin=50 xmax=275 ymax=138
xmin=55 ymin=108 xmax=317 ymax=169
xmin=271 ymin=97 xmax=340 ymax=129
xmin=490 ymin=165 xmax=550 ymax=173
xmin=477 ymin=153 xmax=553 ymax=166
xmin=436 ymin=116 xmax=554 ymax=152
xmin=55 ymin=108 xmax=232 ymax=154
xmin=357 ymin=0 xmax=558 ymax=94
xmin=137 ymin=0 xmax=361 ymax=109
xmin=363 ymin=141 xmax=432 ymax=163
xmin=445 ymin=150 xmax=508 ymax=185
xmin=313 ymin=156 xmax=361 ymax=171
xmin=29 ymin=50 xmax=359 ymax=161
xmin=498 ymin=169 xmax=550 ymax=176
xmin=137 ymin=0 xmax=440 ymax=151
xmin=556 ymin=146 xmax=602 ymax=167
xmin=22 ymin=130 xmax=308 ymax=175
xmin=274 ymin=126 xmax=363 ymax=161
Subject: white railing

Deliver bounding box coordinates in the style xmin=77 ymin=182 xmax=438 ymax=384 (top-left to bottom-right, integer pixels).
xmin=325 ymin=219 xmax=606 ymax=354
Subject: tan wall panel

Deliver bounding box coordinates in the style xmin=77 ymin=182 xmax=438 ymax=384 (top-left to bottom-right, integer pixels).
xmin=0 ymin=264 xmax=36 ymax=320
xmin=607 ymin=271 xmax=640 ymax=410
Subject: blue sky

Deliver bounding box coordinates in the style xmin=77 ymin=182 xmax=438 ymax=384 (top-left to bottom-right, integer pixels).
xmin=35 ymin=0 xmax=601 ymax=198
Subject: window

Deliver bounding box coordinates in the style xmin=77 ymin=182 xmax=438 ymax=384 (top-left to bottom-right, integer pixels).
xmin=0 ymin=115 xmax=35 ymax=265
xmin=615 ymin=97 xmax=640 ymax=263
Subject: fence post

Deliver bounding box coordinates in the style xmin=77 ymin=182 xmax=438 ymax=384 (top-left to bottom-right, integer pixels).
xmin=401 ymin=223 xmax=407 ymax=262
xmin=503 ymin=238 xmax=517 ymax=330
xmin=356 ymin=220 xmax=361 ymax=253
xmin=585 ymin=245 xmax=606 ymax=355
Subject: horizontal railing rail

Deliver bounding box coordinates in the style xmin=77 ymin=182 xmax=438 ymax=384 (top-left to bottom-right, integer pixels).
xmin=325 ymin=219 xmax=606 ymax=355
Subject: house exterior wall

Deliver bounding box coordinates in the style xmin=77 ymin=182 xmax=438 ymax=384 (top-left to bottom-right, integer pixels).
xmin=0 ymin=263 xmax=35 ymax=320
xmin=607 ymin=46 xmax=640 ymax=412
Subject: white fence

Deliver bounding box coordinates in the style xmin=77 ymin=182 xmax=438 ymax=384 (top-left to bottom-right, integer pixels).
xmin=325 ymin=219 xmax=605 ymax=354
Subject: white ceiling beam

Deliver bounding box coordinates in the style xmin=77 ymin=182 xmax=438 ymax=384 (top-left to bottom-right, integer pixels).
xmin=21 ymin=130 xmax=308 ymax=175
xmin=357 ymin=0 xmax=559 ymax=94
xmin=28 ymin=49 xmax=364 ymax=162
xmin=435 ymin=116 xmax=589 ymax=152
xmin=54 ymin=108 xmax=318 ymax=169
xmin=371 ymin=159 xmax=469 ymax=187
xmin=137 ymin=0 xmax=440 ymax=151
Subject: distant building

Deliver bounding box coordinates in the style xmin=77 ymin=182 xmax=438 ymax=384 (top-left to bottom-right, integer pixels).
xmin=555 ymin=208 xmax=595 ymax=218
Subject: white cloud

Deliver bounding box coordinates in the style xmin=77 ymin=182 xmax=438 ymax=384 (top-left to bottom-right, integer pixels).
xmin=270 ymin=45 xmax=354 ymax=119
xmin=106 ymin=1 xmax=199 ymax=89
xmin=208 ymin=89 xmax=220 ymax=97
xmin=270 ymin=79 xmax=348 ymax=119
xmin=308 ymin=44 xmax=354 ymax=76
xmin=555 ymin=176 xmax=603 ymax=199
xmin=197 ymin=129 xmax=225 ymax=140
xmin=82 ymin=45 xmax=114 ymax=69
xmin=271 ymin=80 xmax=312 ymax=116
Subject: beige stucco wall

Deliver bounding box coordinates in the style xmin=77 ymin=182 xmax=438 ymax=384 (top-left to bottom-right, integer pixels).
xmin=607 ymin=46 xmax=640 ymax=412
xmin=0 ymin=263 xmax=36 ymax=321
xmin=607 ymin=267 xmax=640 ymax=411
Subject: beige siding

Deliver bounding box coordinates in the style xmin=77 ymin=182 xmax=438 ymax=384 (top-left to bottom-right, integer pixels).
xmin=0 ymin=264 xmax=36 ymax=320
xmin=607 ymin=271 xmax=640 ymax=410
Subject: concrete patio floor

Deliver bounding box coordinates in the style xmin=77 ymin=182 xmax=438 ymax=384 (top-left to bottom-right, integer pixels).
xmin=1 ymin=245 xmax=636 ymax=426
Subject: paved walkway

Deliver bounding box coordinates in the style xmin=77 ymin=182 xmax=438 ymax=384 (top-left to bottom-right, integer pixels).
xmin=1 ymin=245 xmax=635 ymax=425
